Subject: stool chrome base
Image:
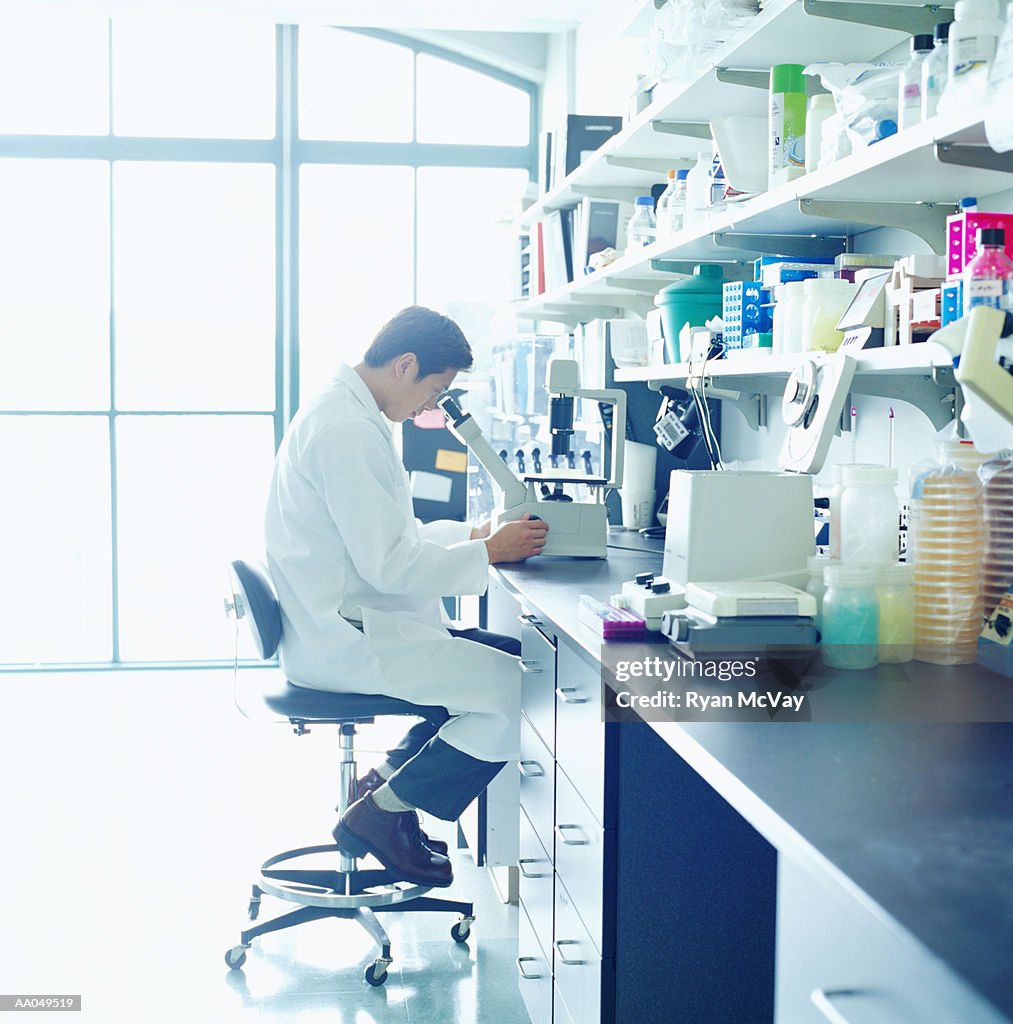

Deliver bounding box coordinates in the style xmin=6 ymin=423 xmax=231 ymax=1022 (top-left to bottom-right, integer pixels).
xmin=224 ymin=842 xmax=475 ymax=986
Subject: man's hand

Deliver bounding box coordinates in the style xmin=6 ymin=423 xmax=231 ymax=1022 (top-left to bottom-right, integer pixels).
xmin=470 ymin=519 xmax=492 ymax=541
xmin=484 ymin=513 xmax=549 ymax=564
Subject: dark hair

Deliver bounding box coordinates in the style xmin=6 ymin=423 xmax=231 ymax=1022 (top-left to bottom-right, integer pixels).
xmin=363 ymin=306 xmax=473 ymax=377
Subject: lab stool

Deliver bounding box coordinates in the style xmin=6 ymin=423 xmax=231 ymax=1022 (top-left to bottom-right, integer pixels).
xmin=223 ymin=559 xmax=475 ymax=987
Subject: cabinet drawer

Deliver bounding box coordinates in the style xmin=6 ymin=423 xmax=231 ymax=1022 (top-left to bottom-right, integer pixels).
xmin=519 ymin=805 xmax=554 ymax=963
xmin=517 ymin=904 xmax=553 ymax=1024
xmin=521 ymin=619 xmax=556 ymax=755
xmin=519 ymin=714 xmax=554 ymax=858
xmin=776 ymin=854 xmax=1007 ymax=1024
xmin=553 ymin=763 xmax=608 ymax=957
xmin=553 ymin=877 xmax=604 ymax=1024
xmin=555 ymin=644 xmax=606 ymax=826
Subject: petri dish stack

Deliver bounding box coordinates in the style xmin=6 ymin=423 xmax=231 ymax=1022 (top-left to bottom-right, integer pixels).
xmin=912 ymin=441 xmax=988 ymax=665
xmin=982 ymin=457 xmax=1013 ymax=620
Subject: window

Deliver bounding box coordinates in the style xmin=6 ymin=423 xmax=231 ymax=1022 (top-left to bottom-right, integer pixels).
xmin=0 ymin=19 xmax=536 ymax=668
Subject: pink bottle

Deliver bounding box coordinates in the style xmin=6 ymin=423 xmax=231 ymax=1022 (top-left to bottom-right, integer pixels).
xmin=962 ymin=227 xmax=1013 ymax=315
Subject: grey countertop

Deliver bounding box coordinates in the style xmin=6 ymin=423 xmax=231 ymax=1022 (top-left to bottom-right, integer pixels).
xmin=494 ymin=551 xmax=1013 ymax=1019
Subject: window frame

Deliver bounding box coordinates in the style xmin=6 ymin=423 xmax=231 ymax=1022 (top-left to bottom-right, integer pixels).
xmin=0 ymin=22 xmax=537 ymax=671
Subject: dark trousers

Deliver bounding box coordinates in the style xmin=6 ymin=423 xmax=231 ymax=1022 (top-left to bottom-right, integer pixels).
xmin=383 ymin=627 xmax=520 ymax=820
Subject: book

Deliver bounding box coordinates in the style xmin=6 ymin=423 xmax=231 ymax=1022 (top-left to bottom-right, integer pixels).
xmin=542 ymin=209 xmax=574 ymax=291
xmin=557 ymin=114 xmax=623 ymax=179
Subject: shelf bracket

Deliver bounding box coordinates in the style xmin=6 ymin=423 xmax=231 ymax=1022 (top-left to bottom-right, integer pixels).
xmin=714 ymin=68 xmax=770 ymax=90
xmin=604 ymin=277 xmax=665 ymax=293
xmin=651 ymin=258 xmax=748 ymax=274
xmin=651 ymin=119 xmax=712 ymax=140
xmin=935 ymin=142 xmax=1013 ymax=174
xmin=570 ymin=184 xmax=644 ymax=203
xmin=802 ymin=0 xmax=953 ymax=35
xmin=798 ymin=198 xmax=950 ymax=254
xmin=712 ymin=231 xmax=847 ymax=259
xmin=845 ymin=364 xmax=957 ymax=429
xmin=604 ymin=155 xmax=695 ymax=173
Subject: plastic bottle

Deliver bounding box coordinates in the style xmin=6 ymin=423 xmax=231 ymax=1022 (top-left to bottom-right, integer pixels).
xmin=962 ymin=227 xmax=1013 ymax=313
xmin=940 ymin=0 xmax=1004 ymax=113
xmin=921 ymin=21 xmax=952 ymax=120
xmin=781 ymin=280 xmax=807 ymax=354
xmin=771 ymin=284 xmax=787 ymax=354
xmin=626 ymin=196 xmax=657 ymax=253
xmin=708 ymin=151 xmax=728 ymax=207
xmin=805 ymin=95 xmax=836 ymax=173
xmin=899 ymin=34 xmax=935 ymax=130
xmin=769 ymin=63 xmax=807 ymax=188
xmin=656 ymin=170 xmax=678 ymax=240
xmin=960 ymin=195 xmax=979 ymax=212
xmin=806 ymin=554 xmax=832 ymax=632
xmin=800 ymin=277 xmax=858 ymax=352
xmin=821 ymin=564 xmax=880 ymax=670
xmin=839 ymin=465 xmax=900 ymax=566
xmin=683 ymin=152 xmax=713 ymax=228
xmin=877 ymin=563 xmax=914 ymax=664
xmin=666 ymin=169 xmax=689 ymax=236
xmin=829 ymin=464 xmax=847 ymax=559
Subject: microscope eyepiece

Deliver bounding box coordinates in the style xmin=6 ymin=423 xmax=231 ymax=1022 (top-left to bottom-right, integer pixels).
xmin=436 ymin=393 xmax=465 ymax=424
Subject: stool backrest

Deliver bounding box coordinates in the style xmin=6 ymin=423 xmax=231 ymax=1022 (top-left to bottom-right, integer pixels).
xmin=227 ymin=559 xmax=282 ymax=660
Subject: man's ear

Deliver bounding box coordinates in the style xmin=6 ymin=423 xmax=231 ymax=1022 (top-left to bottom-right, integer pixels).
xmin=394 ymin=352 xmax=417 ymax=379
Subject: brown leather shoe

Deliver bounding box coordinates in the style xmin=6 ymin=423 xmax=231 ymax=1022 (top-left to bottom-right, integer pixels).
xmin=356 ymin=768 xmax=450 ymax=856
xmin=334 ymin=793 xmax=454 ymax=888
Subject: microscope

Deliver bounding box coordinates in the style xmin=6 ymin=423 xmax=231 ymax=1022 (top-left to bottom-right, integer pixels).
xmin=438 ymin=357 xmax=627 ymax=558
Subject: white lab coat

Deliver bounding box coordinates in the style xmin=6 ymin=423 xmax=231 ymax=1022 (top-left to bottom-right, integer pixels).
xmin=264 ymin=363 xmax=519 ymax=762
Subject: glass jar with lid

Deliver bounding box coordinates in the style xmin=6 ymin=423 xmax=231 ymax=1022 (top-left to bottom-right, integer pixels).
xmin=821 ymin=563 xmax=880 ymax=670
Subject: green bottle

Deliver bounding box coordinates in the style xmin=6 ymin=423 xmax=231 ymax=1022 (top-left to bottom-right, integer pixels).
xmin=769 ymin=63 xmax=807 ymax=188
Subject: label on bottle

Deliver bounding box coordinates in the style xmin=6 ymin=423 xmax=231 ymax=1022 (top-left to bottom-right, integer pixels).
xmin=966 ymin=279 xmax=1003 ymax=310
xmin=769 ymin=95 xmax=784 ymax=179
xmin=951 ymin=33 xmax=998 ymax=78
xmin=903 ymin=82 xmax=922 ymax=102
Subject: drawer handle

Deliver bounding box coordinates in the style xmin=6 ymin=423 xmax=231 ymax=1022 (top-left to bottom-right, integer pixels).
xmin=517 ymin=759 xmax=545 ymax=778
xmin=810 ymin=988 xmax=861 ymax=1024
xmin=518 ymin=613 xmax=544 ymax=627
xmin=519 ymin=660 xmax=544 ymax=674
xmin=555 ymin=823 xmax=588 ymax=845
xmin=556 ymin=686 xmax=589 ymax=705
xmin=516 ymin=956 xmax=545 ymax=980
xmin=553 ymin=939 xmax=585 ymax=966
xmin=518 ymin=858 xmax=549 ymax=879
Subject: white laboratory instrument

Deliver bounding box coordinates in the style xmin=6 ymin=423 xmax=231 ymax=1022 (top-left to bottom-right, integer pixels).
xmin=438 ymin=358 xmax=627 ymax=559
xmin=662 ymin=469 xmax=815 ymax=589
xmin=779 ymin=353 xmax=857 ymax=474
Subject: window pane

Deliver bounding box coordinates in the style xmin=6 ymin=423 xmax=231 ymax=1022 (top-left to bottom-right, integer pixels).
xmin=417 ymin=168 xmax=529 ymax=310
xmin=0 ymin=417 xmax=112 ymax=664
xmin=299 ymin=29 xmax=412 ymax=142
xmin=114 ymin=162 xmax=275 ymax=411
xmin=116 ymin=415 xmax=275 ymax=661
xmin=416 ymin=55 xmax=529 ymax=146
xmin=0 ymin=160 xmax=110 ymax=411
xmin=112 ymin=16 xmax=275 ymax=138
xmin=0 ymin=12 xmax=109 ymax=135
xmin=299 ymin=165 xmax=414 ymax=399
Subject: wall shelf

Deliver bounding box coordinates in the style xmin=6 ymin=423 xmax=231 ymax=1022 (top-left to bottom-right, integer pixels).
xmin=614 ymin=342 xmax=959 ymax=428
xmin=516 ymin=109 xmax=1013 ymax=324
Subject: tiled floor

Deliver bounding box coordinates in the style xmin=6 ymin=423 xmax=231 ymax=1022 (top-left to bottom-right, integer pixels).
xmin=0 ymin=669 xmax=529 ymax=1024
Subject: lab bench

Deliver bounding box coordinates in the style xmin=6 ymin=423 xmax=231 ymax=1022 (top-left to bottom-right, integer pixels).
xmin=488 ymin=548 xmax=1013 ymax=1024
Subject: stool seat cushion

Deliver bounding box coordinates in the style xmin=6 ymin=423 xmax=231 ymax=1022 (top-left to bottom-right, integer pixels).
xmin=257 ymin=678 xmax=448 ymax=724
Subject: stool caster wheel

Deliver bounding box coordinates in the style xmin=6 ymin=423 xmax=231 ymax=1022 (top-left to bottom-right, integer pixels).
xmin=364 ymin=960 xmax=390 ymax=987
xmin=248 ymin=900 xmax=260 ymax=921
xmin=451 ymin=915 xmax=475 ymax=943
xmin=224 ymin=946 xmax=248 ymax=970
